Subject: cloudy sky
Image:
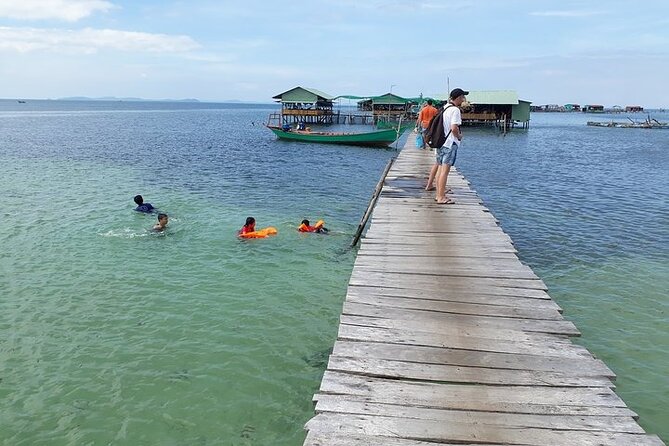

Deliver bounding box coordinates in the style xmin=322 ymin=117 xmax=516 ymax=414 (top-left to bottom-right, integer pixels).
xmin=1 ymin=0 xmax=668 ymax=106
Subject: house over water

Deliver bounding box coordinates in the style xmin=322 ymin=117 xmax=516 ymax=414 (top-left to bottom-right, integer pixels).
xmin=358 ymin=93 xmax=414 ymax=122
xmin=583 ymin=104 xmax=605 ymax=113
xmin=439 ymin=90 xmax=531 ymax=130
xmin=272 ymin=86 xmax=335 ymax=125
xmin=465 ymin=90 xmax=531 ymax=130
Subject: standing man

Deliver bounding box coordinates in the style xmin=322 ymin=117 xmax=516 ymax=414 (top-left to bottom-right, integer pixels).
xmin=416 ymin=99 xmax=438 ymax=149
xmin=435 ymin=88 xmax=468 ymax=204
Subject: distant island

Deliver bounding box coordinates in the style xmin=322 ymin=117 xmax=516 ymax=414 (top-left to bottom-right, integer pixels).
xmin=57 ymin=96 xmax=201 ymax=102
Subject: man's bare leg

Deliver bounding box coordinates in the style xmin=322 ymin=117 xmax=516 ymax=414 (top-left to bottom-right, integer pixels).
xmin=436 ymin=164 xmax=453 ymax=203
xmin=425 ymin=163 xmax=438 ymax=191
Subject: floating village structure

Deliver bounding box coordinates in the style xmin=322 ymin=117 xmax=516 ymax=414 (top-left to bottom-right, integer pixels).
xmin=583 ymin=104 xmax=605 ymax=113
xmin=269 ymin=87 xmax=532 ymax=133
xmin=440 ymin=90 xmax=531 ymax=130
xmin=269 ymin=87 xmax=417 ymax=127
xmin=357 ymin=93 xmax=415 ymax=122
xmin=270 ymin=86 xmax=336 ymax=126
xmin=533 ymin=103 xmax=646 ymax=113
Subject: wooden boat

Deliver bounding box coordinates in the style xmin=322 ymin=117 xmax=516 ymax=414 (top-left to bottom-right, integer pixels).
xmin=266 ymin=125 xmax=405 ymax=147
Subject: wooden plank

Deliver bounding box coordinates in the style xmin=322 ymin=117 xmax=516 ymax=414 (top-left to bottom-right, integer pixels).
xmin=348 ymin=281 xmax=550 ymax=299
xmin=346 ymin=285 xmax=562 ymax=309
xmin=366 ymin=224 xmax=503 ymax=235
xmin=313 ymin=394 xmax=642 ymax=432
xmin=342 ymin=302 xmax=580 ymax=336
xmin=337 ymin=324 xmax=591 ymax=359
xmin=358 ymin=247 xmax=519 ymax=259
xmin=353 ymin=260 xmax=540 ymax=281
xmin=363 ymin=229 xmax=514 ymax=241
xmin=349 ymin=269 xmax=548 ymax=292
xmin=327 ymin=355 xmax=614 ymax=387
xmin=305 ymin=413 xmax=665 ymax=446
xmin=331 ymin=341 xmax=614 ymax=377
xmin=339 ymin=314 xmax=576 ymax=344
xmin=360 ymin=239 xmax=517 ymax=253
xmin=346 ymin=292 xmax=563 ymax=320
xmin=305 ymin=432 xmax=473 ymax=446
xmin=318 ymin=372 xmax=628 ymax=414
xmin=354 ymin=254 xmax=534 ymax=271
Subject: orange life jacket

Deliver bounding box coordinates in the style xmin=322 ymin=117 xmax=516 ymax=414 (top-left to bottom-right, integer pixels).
xmin=298 ymin=220 xmax=325 ymax=233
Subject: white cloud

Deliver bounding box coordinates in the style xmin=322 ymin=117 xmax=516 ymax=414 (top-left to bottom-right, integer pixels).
xmin=0 ymin=26 xmax=200 ymax=53
xmin=0 ymin=0 xmax=115 ymax=22
xmin=529 ymin=10 xmax=607 ymax=18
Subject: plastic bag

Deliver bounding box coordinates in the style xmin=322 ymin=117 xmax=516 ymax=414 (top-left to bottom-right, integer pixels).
xmin=415 ymin=132 xmax=424 ymax=148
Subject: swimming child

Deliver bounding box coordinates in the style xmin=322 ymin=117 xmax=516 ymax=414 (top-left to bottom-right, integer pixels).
xmin=134 ymin=195 xmax=155 ymax=213
xmin=153 ymin=213 xmax=168 ymax=231
xmin=238 ymin=217 xmax=278 ymax=238
xmin=298 ymin=219 xmax=329 ymax=234
xmin=239 ymin=217 xmax=255 ymax=235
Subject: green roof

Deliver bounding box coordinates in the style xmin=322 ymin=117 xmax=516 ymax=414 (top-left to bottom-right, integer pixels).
xmin=436 ymin=90 xmax=529 ymax=105
xmin=337 ymin=93 xmax=412 ymax=105
xmin=372 ymin=93 xmax=410 ymax=105
xmin=272 ymin=86 xmax=334 ymax=103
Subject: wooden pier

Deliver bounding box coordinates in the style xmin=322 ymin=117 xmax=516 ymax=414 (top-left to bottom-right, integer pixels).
xmin=302 ymin=137 xmax=665 ymax=445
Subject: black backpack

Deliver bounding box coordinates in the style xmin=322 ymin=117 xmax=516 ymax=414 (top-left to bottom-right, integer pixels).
xmin=425 ymin=104 xmax=454 ymax=149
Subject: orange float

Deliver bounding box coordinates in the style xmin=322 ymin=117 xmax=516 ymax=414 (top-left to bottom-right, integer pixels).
xmin=298 ymin=220 xmax=325 ymax=233
xmin=238 ymin=227 xmax=278 ymax=239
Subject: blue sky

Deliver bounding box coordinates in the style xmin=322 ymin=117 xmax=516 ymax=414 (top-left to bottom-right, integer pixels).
xmin=1 ymin=0 xmax=668 ymax=106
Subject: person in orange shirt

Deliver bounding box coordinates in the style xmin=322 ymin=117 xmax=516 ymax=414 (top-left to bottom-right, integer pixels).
xmin=415 ymin=99 xmax=438 ymax=149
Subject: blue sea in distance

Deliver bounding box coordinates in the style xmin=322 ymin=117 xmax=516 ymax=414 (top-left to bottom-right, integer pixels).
xmin=0 ymin=100 xmax=667 ymax=445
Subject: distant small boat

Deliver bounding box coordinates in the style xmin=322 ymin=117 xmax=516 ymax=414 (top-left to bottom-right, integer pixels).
xmin=17 ymin=100 xmax=26 ymax=104
xmin=266 ymin=125 xmax=405 ymax=147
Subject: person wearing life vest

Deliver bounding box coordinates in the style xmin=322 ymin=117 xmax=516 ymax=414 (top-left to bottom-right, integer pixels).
xmin=238 ymin=216 xmax=278 ymax=238
xmin=298 ymin=219 xmax=329 ymax=234
xmin=239 ymin=216 xmax=255 ymax=235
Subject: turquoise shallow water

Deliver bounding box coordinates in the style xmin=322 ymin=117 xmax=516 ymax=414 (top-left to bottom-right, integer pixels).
xmin=0 ymin=101 xmax=394 ymax=445
xmin=1 ymin=101 xmax=667 ymax=444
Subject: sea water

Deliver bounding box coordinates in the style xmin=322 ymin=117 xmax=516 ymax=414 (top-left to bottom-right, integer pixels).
xmin=0 ymin=101 xmax=667 ymax=444
xmin=458 ymin=112 xmax=669 ymax=440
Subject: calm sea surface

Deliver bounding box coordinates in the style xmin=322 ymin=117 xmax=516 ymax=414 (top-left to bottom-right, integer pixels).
xmin=0 ymin=100 xmax=667 ymax=445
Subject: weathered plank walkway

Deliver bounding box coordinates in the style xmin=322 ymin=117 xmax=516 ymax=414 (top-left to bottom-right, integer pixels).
xmin=303 ymin=136 xmax=665 ymax=445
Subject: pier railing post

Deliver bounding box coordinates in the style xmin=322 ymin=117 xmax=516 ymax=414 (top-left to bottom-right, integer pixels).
xmin=350 ymin=157 xmax=395 ymax=248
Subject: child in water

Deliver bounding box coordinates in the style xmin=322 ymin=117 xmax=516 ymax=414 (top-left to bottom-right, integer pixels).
xmin=298 ymin=219 xmax=329 ymax=234
xmin=239 ymin=217 xmax=255 ymax=235
xmin=153 ymin=213 xmax=168 ymax=231
xmin=134 ymin=194 xmax=155 ymax=213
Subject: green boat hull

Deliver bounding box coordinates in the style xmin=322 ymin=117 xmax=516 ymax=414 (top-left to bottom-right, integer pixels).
xmin=267 ymin=126 xmax=402 ymax=147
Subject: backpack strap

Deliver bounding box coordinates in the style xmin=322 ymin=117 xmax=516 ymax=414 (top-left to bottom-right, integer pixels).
xmin=443 ymin=104 xmax=455 ymax=141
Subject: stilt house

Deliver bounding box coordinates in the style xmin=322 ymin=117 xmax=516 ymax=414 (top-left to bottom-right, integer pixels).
xmin=455 ymin=90 xmax=531 ymax=130
xmin=272 ymin=86 xmax=335 ymax=125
